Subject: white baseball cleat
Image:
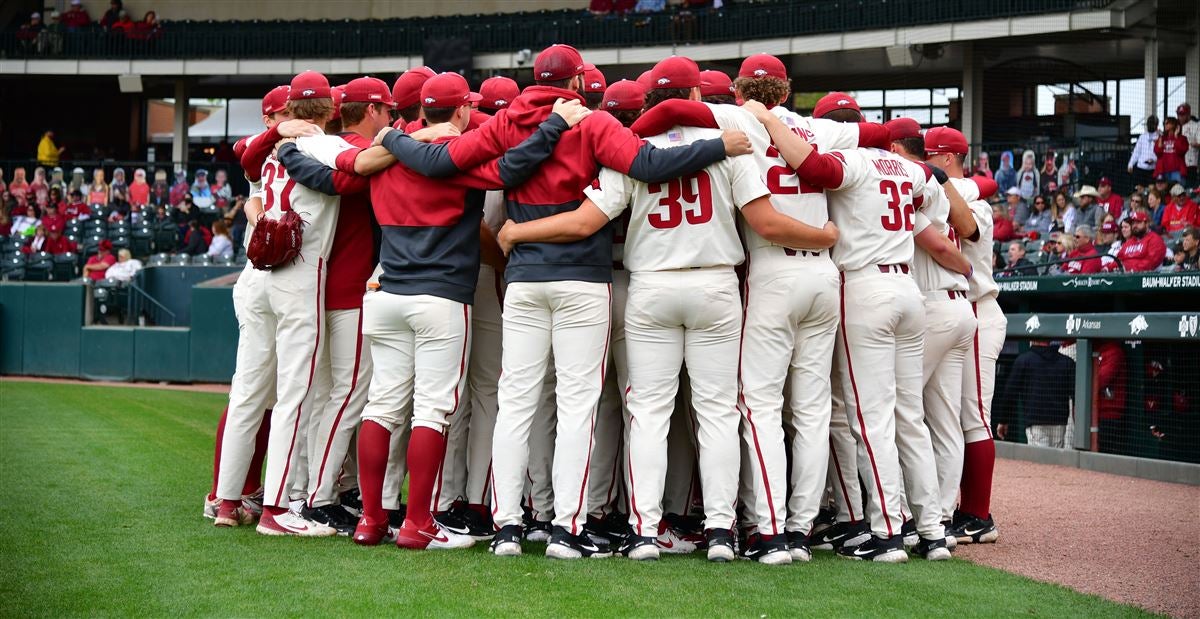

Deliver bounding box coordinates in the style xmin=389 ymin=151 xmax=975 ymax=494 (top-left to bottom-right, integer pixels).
xmin=656 ymin=525 xmax=697 ymax=554
xmin=203 ymin=495 xmax=219 ymax=520
xmin=396 ymin=521 xmax=475 ymax=551
xmin=255 ymin=510 xmax=337 ymax=537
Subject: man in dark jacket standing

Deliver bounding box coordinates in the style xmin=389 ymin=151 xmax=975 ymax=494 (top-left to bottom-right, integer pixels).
xmin=996 ymin=341 xmax=1075 ymax=448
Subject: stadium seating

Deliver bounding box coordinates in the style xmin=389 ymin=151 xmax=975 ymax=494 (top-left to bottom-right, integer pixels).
xmin=52 ymin=253 xmax=78 ymax=280
xmin=154 ymin=222 xmax=177 ymax=253
xmin=131 ymin=228 xmax=154 ymax=256
xmin=171 ymin=254 xmax=191 ymax=266
xmin=148 ymin=253 xmax=170 ymax=267
xmin=1 ymin=254 xmax=26 ymax=281
xmin=23 ymin=252 xmax=53 ymax=281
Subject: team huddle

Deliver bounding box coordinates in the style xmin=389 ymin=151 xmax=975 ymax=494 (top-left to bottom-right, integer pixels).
xmin=201 ymin=43 xmax=1007 ymax=565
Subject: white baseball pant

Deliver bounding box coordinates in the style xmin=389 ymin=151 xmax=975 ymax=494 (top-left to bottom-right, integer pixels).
xmin=662 ymin=374 xmax=700 ymax=518
xmin=381 ymin=424 xmax=411 ymax=511
xmin=738 ymin=256 xmax=840 ymax=536
xmin=306 ymin=307 xmax=372 ymax=508
xmin=920 ymin=292 xmax=976 ymax=522
xmin=962 ymin=298 xmax=1006 ymax=443
xmin=458 ymin=264 xmax=506 ymax=507
xmin=489 ymin=280 xmax=611 ymax=535
xmin=524 ymin=369 xmax=558 ymax=522
xmin=835 ymin=267 xmax=942 ymax=540
xmin=827 ymin=365 xmax=864 ymax=524
xmin=587 ymin=269 xmax=630 ymax=520
xmin=218 ymin=260 xmax=326 ymax=508
xmin=624 ymin=268 xmax=741 ymax=538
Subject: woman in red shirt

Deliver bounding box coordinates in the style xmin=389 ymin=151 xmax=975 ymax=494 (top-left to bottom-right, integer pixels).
xmin=1154 ymin=117 xmax=1189 ymax=183
xmin=992 ymin=203 xmax=1015 ymax=242
xmin=84 ymin=239 xmax=116 ymax=281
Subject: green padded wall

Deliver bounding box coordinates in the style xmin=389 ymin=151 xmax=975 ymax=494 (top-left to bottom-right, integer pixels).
xmin=133 ymin=327 xmax=191 ymax=382
xmin=0 ymin=283 xmax=26 ymax=374
xmin=21 ymin=283 xmax=84 ymax=377
xmin=80 ymin=327 xmax=135 ymax=382
xmin=188 ymin=285 xmax=238 ymax=383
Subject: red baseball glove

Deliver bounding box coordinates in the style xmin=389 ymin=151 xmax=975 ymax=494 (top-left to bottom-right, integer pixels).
xmin=247 ymin=210 xmax=303 ymax=270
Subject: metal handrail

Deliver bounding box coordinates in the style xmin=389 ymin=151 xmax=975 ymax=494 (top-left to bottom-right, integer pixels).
xmin=996 ymin=253 xmax=1127 ymax=277
xmin=126 ymin=280 xmax=177 ymax=326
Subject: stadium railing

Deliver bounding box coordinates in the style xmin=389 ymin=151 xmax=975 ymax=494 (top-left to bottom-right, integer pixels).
xmin=1 ymin=0 xmax=1110 ymax=60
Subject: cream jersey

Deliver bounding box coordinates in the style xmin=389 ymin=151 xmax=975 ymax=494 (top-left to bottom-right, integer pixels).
xmin=483 ymin=190 xmax=506 ymax=234
xmin=825 ymin=148 xmax=932 ymax=272
xmin=912 ymin=181 xmax=968 ymax=293
xmin=706 ymin=103 xmax=858 ymax=257
xmin=584 ymin=125 xmax=768 ymax=273
xmin=251 ymin=131 xmax=356 ymax=264
xmin=948 ymin=177 xmax=999 ymax=303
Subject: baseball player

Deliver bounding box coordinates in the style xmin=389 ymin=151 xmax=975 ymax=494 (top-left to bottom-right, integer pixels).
xmin=478 ymin=76 xmax=520 ymax=115
xmin=582 ymin=65 xmax=607 ymax=110
xmin=498 ymin=55 xmax=839 ymax=563
xmin=699 ymin=70 xmax=735 ymax=105
xmin=886 ymin=121 xmax=980 ymax=535
xmin=215 ymin=71 xmax=366 ymax=536
xmin=391 ymin=66 xmax=436 ymax=126
xmin=373 ymin=44 xmax=752 ymax=560
xmin=203 ymin=84 xmax=291 ymax=525
xmin=753 ymin=102 xmax=956 ymax=562
xmin=629 ymin=62 xmax=890 ymax=563
xmin=303 ymin=73 xmax=590 ymax=548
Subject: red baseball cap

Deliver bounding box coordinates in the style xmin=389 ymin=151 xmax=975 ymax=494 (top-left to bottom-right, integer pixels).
xmin=885 ymin=117 xmax=922 ymax=141
xmin=924 ymin=126 xmax=968 ymax=155
xmin=342 ymin=76 xmax=395 ymax=106
xmin=650 ymin=56 xmax=701 ymax=90
xmin=636 ymin=70 xmax=655 ymax=90
xmin=261 ymin=85 xmax=290 ymax=116
xmin=738 ymin=53 xmax=787 ymax=80
xmin=392 ymin=68 xmax=435 ymax=109
xmin=1098 ymin=176 xmax=1112 ymax=187
xmin=479 ymin=76 xmax=520 ymax=110
xmin=1178 ymin=102 xmax=1192 ymax=115
xmin=1101 ymin=221 xmax=1117 ymax=233
xmin=99 ymin=239 xmax=113 ymax=251
xmin=699 ymin=70 xmax=733 ymax=97
xmin=288 ymin=71 xmax=331 ymax=101
xmin=583 ymin=65 xmax=607 ymax=93
xmin=602 ymin=79 xmax=647 ymax=112
xmin=534 ymin=44 xmax=586 ymax=82
xmin=1126 ymin=211 xmax=1148 ymax=223
xmin=329 ymin=86 xmax=345 ymax=120
xmin=420 ymin=73 xmax=483 ymax=108
xmin=812 ymin=91 xmax=860 ymax=119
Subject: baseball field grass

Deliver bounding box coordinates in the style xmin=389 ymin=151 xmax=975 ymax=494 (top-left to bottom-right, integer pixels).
xmin=0 ymin=379 xmax=1155 ymax=618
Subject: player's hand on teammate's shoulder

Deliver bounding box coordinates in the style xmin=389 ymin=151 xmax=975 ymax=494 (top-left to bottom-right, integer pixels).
xmin=740 ymin=99 xmax=772 ymax=122
xmin=371 ymin=126 xmax=394 ymax=147
xmin=275 ymin=119 xmax=322 ymax=139
xmin=410 ymin=123 xmax=461 ymax=143
xmin=721 ymin=130 xmax=753 ymax=156
xmin=821 ymin=221 xmax=840 ymax=247
xmin=271 ymin=137 xmax=296 ymax=158
xmin=551 ymin=98 xmax=592 ymax=128
xmin=497 ymin=219 xmax=518 ymax=256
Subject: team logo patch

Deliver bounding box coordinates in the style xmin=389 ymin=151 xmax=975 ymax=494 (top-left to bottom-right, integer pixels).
xmin=753 ymin=68 xmax=767 ymax=76
xmin=590 ymin=81 xmax=602 ymax=89
xmin=657 ymin=77 xmax=671 ymax=85
xmin=302 ymin=89 xmax=316 ymax=97
xmin=837 ymin=98 xmax=850 ymax=105
xmin=494 ymin=99 xmax=507 ymax=106
xmin=606 ymin=100 xmax=618 ymax=108
xmin=424 ymin=97 xmax=436 ymax=104
xmin=369 ymin=94 xmax=382 ymax=100
xmin=540 ymin=71 xmax=553 ymax=78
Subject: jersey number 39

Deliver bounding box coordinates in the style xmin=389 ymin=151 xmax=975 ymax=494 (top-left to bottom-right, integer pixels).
xmin=879 ymin=179 xmax=914 ymax=231
xmin=647 ymin=172 xmax=713 ymax=229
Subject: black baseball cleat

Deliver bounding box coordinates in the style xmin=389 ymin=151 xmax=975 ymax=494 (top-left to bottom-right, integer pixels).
xmin=811 ymin=507 xmax=837 ymax=536
xmin=338 ymin=488 xmax=363 ymax=517
xmin=915 ymin=535 xmax=952 ymax=561
xmin=740 ymin=533 xmax=792 ymax=565
xmin=837 ymin=534 xmax=908 ymax=563
xmin=301 ymin=504 xmax=357 ymax=536
xmin=950 ymin=513 xmax=999 ymax=544
xmin=490 ymin=524 xmax=524 ymax=557
xmin=900 ymin=519 xmax=918 ymax=548
xmin=810 ymin=520 xmax=872 ymax=551
xmin=619 ymin=535 xmax=660 ymax=561
xmin=388 ymin=505 xmax=407 ymax=530
xmin=523 ymin=518 xmax=552 ymax=543
xmin=786 ymin=530 xmax=812 ymax=562
xmin=585 ymin=512 xmax=631 ymax=548
xmin=546 ymin=525 xmax=612 ymax=560
xmin=705 ymin=528 xmax=736 ymax=563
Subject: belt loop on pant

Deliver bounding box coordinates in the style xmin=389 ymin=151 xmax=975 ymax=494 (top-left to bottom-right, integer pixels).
xmin=947 ymin=290 xmax=965 ymax=299
xmin=877 ymin=263 xmax=910 ymax=274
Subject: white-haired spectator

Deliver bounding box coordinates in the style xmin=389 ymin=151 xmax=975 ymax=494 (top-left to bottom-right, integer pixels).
xmin=105 ymin=249 xmax=143 ymax=283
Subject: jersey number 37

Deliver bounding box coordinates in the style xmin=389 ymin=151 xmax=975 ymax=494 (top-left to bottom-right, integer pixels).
xmin=647 ymin=172 xmax=713 ymax=229
xmin=879 ymin=179 xmax=914 ymax=231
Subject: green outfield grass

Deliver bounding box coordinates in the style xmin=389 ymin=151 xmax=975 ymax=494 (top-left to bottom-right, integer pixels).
xmin=0 ymin=380 xmax=1154 ymax=618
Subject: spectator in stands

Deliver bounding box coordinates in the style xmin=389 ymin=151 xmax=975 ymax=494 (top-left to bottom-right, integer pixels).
xmin=168 ymin=170 xmax=189 ymax=206
xmin=0 ymin=210 xmax=11 ymax=237
xmin=207 ymin=220 xmax=234 ymax=260
xmin=1155 ymin=117 xmax=1188 ymax=183
xmin=1111 ymin=218 xmax=1132 ymax=257
xmin=1173 ymin=227 xmax=1199 ymax=271
xmin=1004 ymin=187 xmax=1029 ymax=228
xmin=1024 ymin=195 xmax=1054 ymax=236
xmin=1116 ymin=210 xmax=1167 ymax=272
xmin=12 ymin=205 xmax=40 ymax=237
xmin=9 ymin=168 xmax=29 ymax=208
xmin=995 ymin=341 xmax=1075 ymax=448
xmin=150 ymin=169 xmax=170 ymax=207
xmin=129 ymin=168 xmax=149 ymax=210
xmin=37 ymin=132 xmax=64 ymax=167
xmin=1179 ymin=104 xmax=1199 ymax=185
xmin=590 ymin=0 xmax=614 ymax=15
xmin=105 ymin=249 xmax=142 ymax=282
xmin=23 ymin=225 xmax=49 ymax=254
xmin=973 ymin=151 xmax=993 ymax=180
xmin=999 ymin=240 xmax=1036 ymax=277
xmin=16 ymin=13 xmax=44 ymax=50
xmin=1032 ymin=233 xmax=1063 ymax=275
xmin=1 ymin=192 xmax=15 ymax=220
xmin=62 ymin=189 xmax=87 ymax=221
xmin=87 ymin=169 xmax=109 ymax=207
xmin=995 ymin=150 xmax=1016 ymax=195
xmin=190 ymin=169 xmax=214 ymax=208
xmin=1146 ymin=188 xmax=1167 ymax=230
xmin=1162 ymin=184 xmax=1199 ymax=234
xmin=84 ymin=239 xmax=116 ymax=280
xmin=1123 ymin=191 xmax=1145 ymax=223
xmin=226 ymin=196 xmax=247 ymax=248
xmin=62 ymin=0 xmax=90 ymax=30
xmin=183 ymin=219 xmax=208 ymax=256
xmin=99 ymin=0 xmax=123 ymax=29
xmin=33 ymin=223 xmax=75 ymax=255
xmin=1128 ymin=115 xmax=1159 ymax=188
xmin=1051 ymin=234 xmax=1077 ymax=275
xmin=1057 ymin=155 xmax=1079 ymax=194
xmin=992 ymin=203 xmax=1015 ymax=243
xmin=1072 ymin=185 xmax=1103 ymax=231
xmin=40 ymin=201 xmax=66 ymax=233
xmin=109 ymin=168 xmax=129 ymax=215
xmin=1055 ymin=190 xmax=1079 ymax=233
xmin=1063 ymin=225 xmax=1102 ymax=274
xmin=1095 ymin=177 xmax=1123 ymax=221
xmin=1016 ymin=149 xmax=1039 ymax=202
xmin=68 ymin=167 xmax=86 ymax=197
xmin=110 ymin=10 xmax=135 ymax=35
xmin=1039 ymin=153 xmax=1057 ymax=197
xmin=211 ymin=169 xmax=232 ymax=209
xmin=29 ymin=167 xmax=49 ymax=208
xmin=1095 ymin=219 xmax=1118 ymax=254
xmin=127 ymin=11 xmax=161 ymax=41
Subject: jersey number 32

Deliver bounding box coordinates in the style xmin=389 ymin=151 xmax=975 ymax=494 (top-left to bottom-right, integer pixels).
xmin=879 ymin=179 xmax=914 ymax=231
xmin=647 ymin=172 xmax=713 ymax=229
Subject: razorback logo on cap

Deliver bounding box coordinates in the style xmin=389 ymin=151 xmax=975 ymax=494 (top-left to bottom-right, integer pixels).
xmin=540 ymin=71 xmax=553 ymax=79
xmin=754 ymin=69 xmax=767 ymax=77
xmin=606 ymin=100 xmax=618 ymax=108
xmin=302 ymin=89 xmax=315 ymax=97
xmin=424 ymin=97 xmax=436 ymax=104
xmin=494 ymin=99 xmax=508 ymax=106
xmin=369 ymin=93 xmax=382 ymax=100
xmin=837 ymin=98 xmax=850 ymax=105
xmin=590 ymin=81 xmax=602 ymax=89
xmin=657 ymin=77 xmax=671 ymax=85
